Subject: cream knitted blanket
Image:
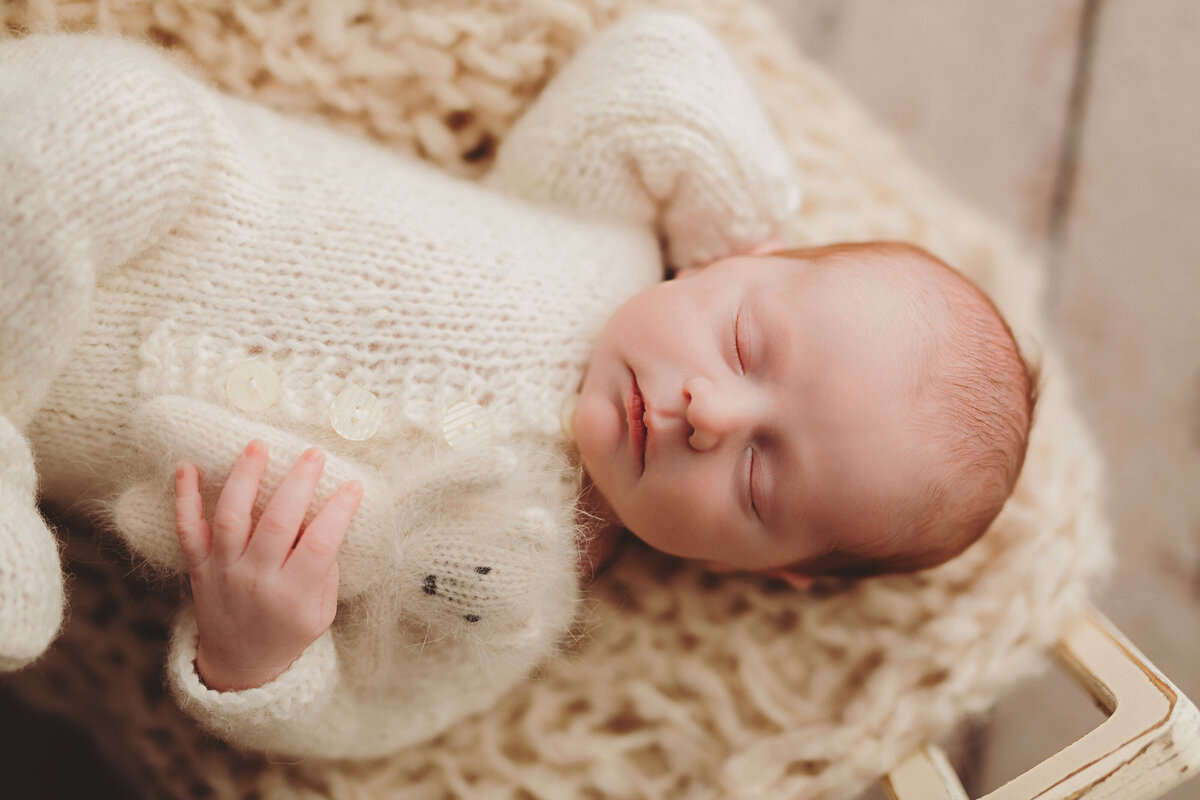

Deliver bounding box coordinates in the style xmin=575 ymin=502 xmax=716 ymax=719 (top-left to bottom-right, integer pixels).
xmin=0 ymin=1 xmax=1111 ymax=798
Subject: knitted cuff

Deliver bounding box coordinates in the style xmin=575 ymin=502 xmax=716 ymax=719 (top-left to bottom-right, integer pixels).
xmin=167 ymin=604 xmax=339 ymax=740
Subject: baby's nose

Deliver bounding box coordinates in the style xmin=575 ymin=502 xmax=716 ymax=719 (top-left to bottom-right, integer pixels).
xmin=684 ymin=377 xmax=750 ymax=451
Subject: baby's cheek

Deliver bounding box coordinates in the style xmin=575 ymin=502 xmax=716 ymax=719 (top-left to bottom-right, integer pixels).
xmin=575 ymin=393 xmax=616 ymax=470
xmin=623 ymin=479 xmax=711 ymax=560
xmin=574 ymin=389 xmax=632 ymax=525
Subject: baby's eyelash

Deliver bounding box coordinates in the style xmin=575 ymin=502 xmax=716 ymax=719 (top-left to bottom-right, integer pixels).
xmin=734 ymin=308 xmax=745 ymax=374
xmin=744 ymin=448 xmax=759 ymax=518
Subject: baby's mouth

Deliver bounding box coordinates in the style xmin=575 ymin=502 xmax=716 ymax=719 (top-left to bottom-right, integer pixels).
xmin=627 ymin=370 xmax=647 ymax=473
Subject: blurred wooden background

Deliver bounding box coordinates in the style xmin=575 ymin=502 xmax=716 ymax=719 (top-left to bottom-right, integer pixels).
xmin=755 ymin=1 xmax=1199 ymax=797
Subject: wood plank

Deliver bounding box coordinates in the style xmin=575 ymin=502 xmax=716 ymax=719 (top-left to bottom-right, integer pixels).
xmin=887 ymin=612 xmax=1200 ymax=800
xmin=985 ymin=1 xmax=1200 ymax=797
xmin=1053 ymin=0 xmax=1200 ymax=717
xmin=756 ymin=0 xmax=1085 ymax=244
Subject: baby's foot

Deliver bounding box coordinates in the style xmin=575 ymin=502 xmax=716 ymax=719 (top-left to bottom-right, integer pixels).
xmin=0 ymin=416 xmax=64 ymax=670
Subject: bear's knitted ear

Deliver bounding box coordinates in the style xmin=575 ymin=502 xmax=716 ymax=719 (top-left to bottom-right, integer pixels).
xmin=114 ymin=395 xmax=398 ymax=598
xmin=110 ymin=477 xmax=186 ymax=577
xmin=485 ymin=11 xmax=800 ymax=270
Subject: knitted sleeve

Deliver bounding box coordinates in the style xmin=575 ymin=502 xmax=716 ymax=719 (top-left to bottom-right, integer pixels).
xmin=167 ymin=603 xmax=341 ymax=754
xmin=114 ymin=396 xmax=580 ymax=635
xmin=486 ymin=10 xmax=801 ymax=269
xmin=127 ymin=400 xmax=580 ymax=757
xmin=167 ymin=565 xmax=576 ymax=760
xmin=156 ymin=437 xmax=578 ymax=759
xmin=112 ymin=396 xmax=400 ymax=601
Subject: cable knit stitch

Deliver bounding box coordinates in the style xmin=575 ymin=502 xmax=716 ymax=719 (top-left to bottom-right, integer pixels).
xmin=0 ymin=13 xmax=799 ymax=758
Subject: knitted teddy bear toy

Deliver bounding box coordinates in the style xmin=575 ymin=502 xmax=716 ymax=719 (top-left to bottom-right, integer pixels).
xmin=0 ymin=11 xmax=798 ymax=758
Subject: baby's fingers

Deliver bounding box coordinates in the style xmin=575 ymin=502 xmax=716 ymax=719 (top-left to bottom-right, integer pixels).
xmin=244 ymin=447 xmax=325 ymax=569
xmin=211 ymin=439 xmax=269 ymax=563
xmin=282 ymin=481 xmax=362 ymax=587
xmin=174 ymin=462 xmax=211 ymax=569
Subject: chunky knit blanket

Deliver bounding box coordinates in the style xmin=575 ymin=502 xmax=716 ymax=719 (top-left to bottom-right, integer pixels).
xmin=0 ymin=1 xmax=1111 ymax=798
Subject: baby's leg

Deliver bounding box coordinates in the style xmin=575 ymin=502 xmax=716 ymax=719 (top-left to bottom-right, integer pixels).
xmin=0 ymin=34 xmax=211 ymax=424
xmin=0 ymin=34 xmax=211 ymax=669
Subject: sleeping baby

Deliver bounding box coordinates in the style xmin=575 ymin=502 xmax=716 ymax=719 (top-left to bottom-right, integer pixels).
xmin=0 ymin=11 xmax=1033 ymax=759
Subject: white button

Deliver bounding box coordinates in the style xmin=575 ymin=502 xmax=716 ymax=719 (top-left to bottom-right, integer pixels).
xmin=559 ymin=393 xmax=579 ymax=440
xmin=225 ymin=360 xmax=281 ymax=413
xmin=442 ymin=400 xmax=493 ymax=450
xmin=329 ymin=386 xmax=383 ymax=441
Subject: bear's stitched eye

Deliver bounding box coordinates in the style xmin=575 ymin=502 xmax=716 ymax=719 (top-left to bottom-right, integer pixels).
xmin=475 ymin=566 xmax=491 ymax=574
xmin=423 ymin=575 xmax=437 ymax=595
xmin=463 ymin=614 xmax=481 ymax=623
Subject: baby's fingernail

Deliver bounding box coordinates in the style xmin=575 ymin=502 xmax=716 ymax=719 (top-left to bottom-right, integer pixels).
xmin=303 ymin=447 xmax=323 ymax=463
xmin=175 ymin=463 xmax=186 ymax=481
xmin=346 ymin=480 xmax=363 ymax=497
xmin=245 ymin=439 xmax=264 ymax=457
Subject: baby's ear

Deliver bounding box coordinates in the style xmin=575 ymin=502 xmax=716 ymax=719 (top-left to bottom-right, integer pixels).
xmin=745 ymin=237 xmax=787 ymax=256
xmin=765 ymin=568 xmax=813 ymax=590
xmin=703 ymin=561 xmax=813 ymax=590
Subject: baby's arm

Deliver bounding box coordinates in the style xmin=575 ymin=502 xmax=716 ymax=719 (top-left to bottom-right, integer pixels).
xmin=487 ymin=11 xmax=800 ymax=270
xmin=113 ymin=395 xmax=399 ymax=601
xmin=174 ymin=441 xmax=361 ymax=690
xmin=164 ymin=438 xmax=578 ymax=759
xmin=114 ymin=397 xmax=577 ymax=756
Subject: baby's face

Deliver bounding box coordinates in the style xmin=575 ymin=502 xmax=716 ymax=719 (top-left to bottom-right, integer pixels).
xmin=576 ymin=252 xmax=939 ymax=573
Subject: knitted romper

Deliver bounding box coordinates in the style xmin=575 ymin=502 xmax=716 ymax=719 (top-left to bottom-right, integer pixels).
xmin=0 ymin=12 xmax=798 ymax=758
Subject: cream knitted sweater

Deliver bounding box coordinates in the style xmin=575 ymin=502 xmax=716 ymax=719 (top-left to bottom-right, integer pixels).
xmin=0 ymin=13 xmax=798 ymax=758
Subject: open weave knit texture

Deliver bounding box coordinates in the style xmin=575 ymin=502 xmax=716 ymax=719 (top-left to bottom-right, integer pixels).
xmin=1 ymin=1 xmax=1111 ymax=798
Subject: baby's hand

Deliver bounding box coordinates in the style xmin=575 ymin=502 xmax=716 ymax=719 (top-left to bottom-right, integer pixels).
xmin=174 ymin=440 xmax=362 ymax=691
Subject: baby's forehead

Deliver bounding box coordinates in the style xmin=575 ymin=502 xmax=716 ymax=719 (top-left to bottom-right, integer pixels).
xmin=774 ymin=244 xmax=995 ymax=333
xmin=769 ymin=242 xmax=953 ymax=290
xmin=756 ymin=248 xmax=946 ymax=322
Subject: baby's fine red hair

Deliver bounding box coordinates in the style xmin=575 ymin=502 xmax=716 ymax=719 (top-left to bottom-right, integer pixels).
xmin=770 ymin=242 xmax=1039 ymax=578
